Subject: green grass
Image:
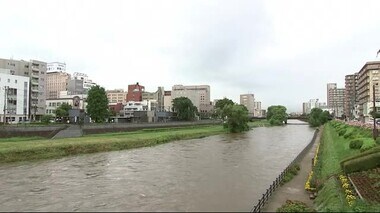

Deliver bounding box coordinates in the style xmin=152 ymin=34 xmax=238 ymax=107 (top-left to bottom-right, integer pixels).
xmin=314 ymin=122 xmax=379 ymax=212
xmin=0 ymin=136 xmax=45 ymax=143
xmin=0 ymin=125 xmax=226 ymax=164
xmin=248 ymin=120 xmax=271 ymax=127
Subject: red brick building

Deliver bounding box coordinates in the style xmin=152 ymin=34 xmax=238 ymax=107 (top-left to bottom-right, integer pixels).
xmin=127 ymin=82 xmax=145 ymax=102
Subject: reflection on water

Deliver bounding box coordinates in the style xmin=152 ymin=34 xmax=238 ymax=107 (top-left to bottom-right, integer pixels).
xmin=0 ymin=121 xmax=314 ymax=212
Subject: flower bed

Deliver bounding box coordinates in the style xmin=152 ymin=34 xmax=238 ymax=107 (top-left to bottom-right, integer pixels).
xmin=349 ymin=168 xmax=380 ymax=204
xmin=338 ymin=174 xmax=357 ymax=206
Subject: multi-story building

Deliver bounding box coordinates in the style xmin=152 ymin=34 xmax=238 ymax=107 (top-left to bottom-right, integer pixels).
xmin=171 ymin=84 xmax=211 ymax=114
xmin=46 ymin=70 xmax=70 ymax=99
xmin=163 ymin=90 xmax=172 ymax=112
xmin=127 ymin=82 xmax=145 ymax=102
xmin=302 ymin=99 xmax=322 ymax=114
xmin=357 ymin=61 xmax=380 ymax=121
xmin=0 ymin=69 xmax=30 ymax=123
xmin=0 ymin=58 xmax=47 ymax=120
xmin=45 ymin=91 xmax=87 ymax=116
xmin=344 ymin=73 xmax=359 ymax=119
xmin=47 ymin=62 xmax=66 ymax=72
xmin=67 ymin=72 xmax=96 ymax=95
xmin=142 ymin=87 xmax=165 ymax=111
xmin=253 ymin=101 xmax=262 ymax=117
xmin=240 ymin=94 xmax=255 ymax=115
xmin=106 ymin=89 xmax=127 ymax=104
xmin=327 ymin=83 xmax=345 ymax=117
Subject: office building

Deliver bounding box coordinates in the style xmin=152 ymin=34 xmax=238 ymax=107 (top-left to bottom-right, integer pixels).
xmin=0 ymin=58 xmax=47 ymax=120
xmin=327 ymin=83 xmax=345 ymax=117
xmin=0 ymin=69 xmax=29 ymax=123
xmin=46 ymin=70 xmax=70 ymax=99
xmin=127 ymin=82 xmax=145 ymax=102
xmin=240 ymin=94 xmax=255 ymax=115
xmin=171 ymin=84 xmax=212 ymax=114
xmin=106 ymin=89 xmax=127 ymax=104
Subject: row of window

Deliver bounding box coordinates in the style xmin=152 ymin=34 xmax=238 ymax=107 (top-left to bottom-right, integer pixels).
xmin=48 ymin=102 xmax=69 ymax=107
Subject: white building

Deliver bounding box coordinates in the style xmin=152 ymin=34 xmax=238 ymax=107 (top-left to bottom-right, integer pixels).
xmin=171 ymin=85 xmax=211 ymax=113
xmin=0 ymin=69 xmax=29 ymax=123
xmin=253 ymin=101 xmax=262 ymax=117
xmin=123 ymin=100 xmax=156 ymax=118
xmin=45 ymin=91 xmax=87 ymax=116
xmin=47 ymin=62 xmax=66 ymax=72
xmin=240 ymin=94 xmax=255 ymax=116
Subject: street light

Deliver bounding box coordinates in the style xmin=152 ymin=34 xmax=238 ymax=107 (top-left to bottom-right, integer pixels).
xmin=373 ymin=83 xmax=378 ymax=140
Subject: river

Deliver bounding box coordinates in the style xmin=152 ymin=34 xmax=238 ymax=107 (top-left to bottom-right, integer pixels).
xmin=0 ymin=120 xmax=315 ymax=212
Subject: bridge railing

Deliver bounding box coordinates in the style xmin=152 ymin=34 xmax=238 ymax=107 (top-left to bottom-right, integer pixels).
xmin=250 ymin=128 xmax=319 ymax=212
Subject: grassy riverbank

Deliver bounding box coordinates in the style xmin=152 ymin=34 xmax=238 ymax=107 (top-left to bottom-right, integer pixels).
xmin=313 ymin=122 xmax=380 ymax=212
xmin=0 ymin=125 xmax=226 ymax=164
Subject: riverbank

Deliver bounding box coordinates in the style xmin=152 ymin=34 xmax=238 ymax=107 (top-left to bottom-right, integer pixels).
xmin=0 ymin=125 xmax=226 ymax=164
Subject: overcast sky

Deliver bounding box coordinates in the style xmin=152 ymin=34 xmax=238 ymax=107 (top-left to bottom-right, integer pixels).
xmin=1 ymin=0 xmax=380 ymax=112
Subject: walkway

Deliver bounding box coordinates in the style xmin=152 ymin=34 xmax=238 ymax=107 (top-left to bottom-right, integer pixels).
xmin=261 ymin=127 xmax=323 ymax=212
xmin=52 ymin=125 xmax=83 ymax=139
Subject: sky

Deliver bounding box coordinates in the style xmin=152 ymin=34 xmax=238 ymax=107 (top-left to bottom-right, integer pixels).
xmin=1 ymin=0 xmax=380 ymax=112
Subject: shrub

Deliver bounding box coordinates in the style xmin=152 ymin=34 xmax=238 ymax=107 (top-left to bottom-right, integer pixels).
xmin=276 ymin=200 xmax=315 ymax=212
xmin=338 ymin=128 xmax=347 ymax=136
xmin=349 ymin=140 xmax=363 ymax=149
xmin=360 ymin=144 xmax=376 ymax=153
xmin=344 ymin=131 xmax=354 ymax=139
xmin=376 ymin=137 xmax=380 ymax=145
xmin=341 ymin=152 xmax=380 ymax=173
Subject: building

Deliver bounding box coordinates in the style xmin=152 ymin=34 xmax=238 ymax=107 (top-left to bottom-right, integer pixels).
xmin=142 ymin=87 xmax=165 ymax=111
xmin=357 ymin=60 xmax=380 ymax=122
xmin=171 ymin=84 xmax=212 ymax=115
xmin=253 ymin=101 xmax=262 ymax=117
xmin=47 ymin=62 xmax=66 ymax=72
xmin=0 ymin=58 xmax=47 ymax=120
xmin=127 ymin=82 xmax=145 ymax=102
xmin=344 ymin=73 xmax=359 ymax=119
xmin=0 ymin=69 xmax=30 ymax=123
xmin=106 ymin=89 xmax=127 ymax=104
xmin=46 ymin=71 xmax=70 ymax=99
xmin=327 ymin=83 xmax=345 ymax=117
xmin=302 ymin=99 xmax=321 ymax=114
xmin=163 ymin=90 xmax=172 ymax=112
xmin=45 ymin=91 xmax=87 ymax=116
xmin=240 ymin=94 xmax=255 ymax=116
xmin=67 ymin=72 xmax=96 ymax=95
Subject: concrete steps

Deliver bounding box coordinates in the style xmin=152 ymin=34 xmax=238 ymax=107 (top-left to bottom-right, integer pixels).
xmin=52 ymin=125 xmax=83 ymax=139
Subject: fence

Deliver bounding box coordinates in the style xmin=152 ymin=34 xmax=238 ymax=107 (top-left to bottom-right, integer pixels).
xmin=250 ymin=128 xmax=320 ymax=212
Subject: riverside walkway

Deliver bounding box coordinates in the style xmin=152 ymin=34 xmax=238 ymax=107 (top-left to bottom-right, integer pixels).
xmin=261 ymin=126 xmax=323 ymax=212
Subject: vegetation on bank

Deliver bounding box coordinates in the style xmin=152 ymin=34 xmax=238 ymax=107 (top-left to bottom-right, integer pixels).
xmin=308 ymin=108 xmax=330 ymax=127
xmin=311 ymin=121 xmax=380 ymax=212
xmin=280 ymin=164 xmax=300 ymax=185
xmin=266 ymin=105 xmax=287 ymax=125
xmin=0 ymin=125 xmax=226 ymax=164
xmin=213 ymin=98 xmax=250 ymax=133
xmin=276 ymin=200 xmax=315 ymax=212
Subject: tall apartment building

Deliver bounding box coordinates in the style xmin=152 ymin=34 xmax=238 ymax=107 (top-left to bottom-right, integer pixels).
xmin=0 ymin=69 xmax=30 ymax=123
xmin=357 ymin=61 xmax=380 ymax=121
xmin=127 ymin=82 xmax=145 ymax=102
xmin=46 ymin=62 xmax=70 ymax=99
xmin=106 ymin=89 xmax=127 ymax=104
xmin=240 ymin=94 xmax=255 ymax=115
xmin=0 ymin=58 xmax=47 ymax=120
xmin=302 ymin=99 xmax=321 ymax=114
xmin=171 ymin=85 xmax=211 ymax=113
xmin=344 ymin=73 xmax=359 ymax=119
xmin=327 ymin=83 xmax=345 ymax=117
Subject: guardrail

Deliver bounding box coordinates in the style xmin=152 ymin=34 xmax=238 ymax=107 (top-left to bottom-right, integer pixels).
xmin=250 ymin=128 xmax=319 ymax=212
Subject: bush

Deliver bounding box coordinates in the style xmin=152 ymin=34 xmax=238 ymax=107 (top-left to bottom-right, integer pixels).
xmin=276 ymin=200 xmax=315 ymax=212
xmin=349 ymin=140 xmax=363 ymax=149
xmin=341 ymin=152 xmax=380 ymax=173
xmin=344 ymin=131 xmax=354 ymax=139
xmin=338 ymin=128 xmax=347 ymax=136
xmin=360 ymin=144 xmax=376 ymax=153
xmin=41 ymin=115 xmax=53 ymax=124
xmin=376 ymin=137 xmax=380 ymax=145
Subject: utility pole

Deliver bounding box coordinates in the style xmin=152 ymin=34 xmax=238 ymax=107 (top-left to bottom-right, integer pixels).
xmin=373 ymin=83 xmax=378 ymax=140
xmin=3 ymin=86 xmax=8 ymax=125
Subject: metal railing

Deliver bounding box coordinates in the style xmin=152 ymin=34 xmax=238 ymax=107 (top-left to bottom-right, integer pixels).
xmin=250 ymin=129 xmax=319 ymax=212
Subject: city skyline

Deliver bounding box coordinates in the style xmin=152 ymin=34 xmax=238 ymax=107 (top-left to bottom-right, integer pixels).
xmin=1 ymin=0 xmax=380 ymax=112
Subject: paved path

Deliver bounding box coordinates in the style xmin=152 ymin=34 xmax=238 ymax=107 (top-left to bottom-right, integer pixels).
xmin=52 ymin=125 xmax=83 ymax=139
xmin=261 ymin=127 xmax=323 ymax=212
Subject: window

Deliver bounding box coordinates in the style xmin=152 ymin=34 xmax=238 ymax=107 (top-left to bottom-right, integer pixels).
xmin=15 ymin=80 xmax=17 ymax=83
xmin=7 ymin=79 xmax=10 ymax=83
